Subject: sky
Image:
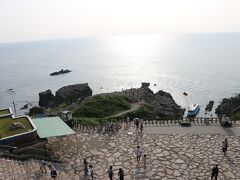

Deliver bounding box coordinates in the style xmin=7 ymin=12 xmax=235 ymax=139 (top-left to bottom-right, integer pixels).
xmin=0 ymin=0 xmax=239 ymax=42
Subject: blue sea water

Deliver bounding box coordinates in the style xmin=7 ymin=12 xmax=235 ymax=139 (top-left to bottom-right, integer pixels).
xmin=0 ymin=33 xmax=240 ymax=116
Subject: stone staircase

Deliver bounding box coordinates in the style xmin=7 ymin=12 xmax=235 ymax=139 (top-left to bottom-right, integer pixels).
xmin=0 ymin=157 xmax=70 ymax=180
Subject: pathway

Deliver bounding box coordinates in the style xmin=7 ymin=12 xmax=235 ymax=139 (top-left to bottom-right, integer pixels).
xmin=111 ymin=102 xmax=143 ymax=117
xmin=144 ymin=125 xmax=240 ymax=136
xmin=48 ymin=125 xmax=240 ymax=179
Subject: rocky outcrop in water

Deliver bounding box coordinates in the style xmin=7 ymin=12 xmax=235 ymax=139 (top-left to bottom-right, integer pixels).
xmin=215 ymin=94 xmax=240 ymax=116
xmin=35 ymin=83 xmax=183 ymax=118
xmin=205 ymin=101 xmax=214 ymax=111
xmin=38 ymin=83 xmax=92 ymax=108
xmin=100 ymin=84 xmax=184 ymax=117
xmin=50 ymin=69 xmax=71 ymax=76
xmin=55 ymin=83 xmax=93 ymax=105
xmin=39 ymin=90 xmax=55 ymax=107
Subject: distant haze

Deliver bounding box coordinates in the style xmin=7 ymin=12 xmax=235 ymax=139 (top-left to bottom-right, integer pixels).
xmin=0 ymin=0 xmax=240 ymax=42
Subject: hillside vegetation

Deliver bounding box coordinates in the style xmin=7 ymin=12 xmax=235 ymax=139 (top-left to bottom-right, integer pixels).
xmin=73 ymin=95 xmax=131 ymax=118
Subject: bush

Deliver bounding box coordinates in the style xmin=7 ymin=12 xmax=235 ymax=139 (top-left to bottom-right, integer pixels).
xmin=73 ymin=95 xmax=131 ymax=118
xmin=74 ymin=117 xmax=119 ymax=126
xmin=232 ymin=107 xmax=240 ymax=120
xmin=124 ymin=104 xmax=154 ymax=119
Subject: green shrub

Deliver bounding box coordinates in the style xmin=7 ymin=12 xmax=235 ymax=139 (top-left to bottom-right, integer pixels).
xmin=73 ymin=95 xmax=131 ymax=118
xmin=232 ymin=107 xmax=240 ymax=120
xmin=124 ymin=104 xmax=154 ymax=119
xmin=74 ymin=117 xmax=119 ymax=126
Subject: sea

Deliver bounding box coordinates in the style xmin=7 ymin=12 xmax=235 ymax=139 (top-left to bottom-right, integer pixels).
xmin=1 ymin=33 xmax=240 ymax=117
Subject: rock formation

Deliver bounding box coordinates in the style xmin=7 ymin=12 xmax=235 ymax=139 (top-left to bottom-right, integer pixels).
xmin=205 ymin=101 xmax=214 ymax=111
xmin=50 ymin=69 xmax=71 ymax=76
xmin=39 ymin=90 xmax=55 ymax=107
xmin=99 ymin=86 xmax=184 ymax=117
xmin=55 ymin=83 xmax=92 ymax=105
xmin=215 ymin=94 xmax=240 ymax=116
xmin=141 ymin=82 xmax=150 ymax=88
xmin=35 ymin=83 xmax=183 ymax=118
xmin=38 ymin=83 xmax=92 ymax=108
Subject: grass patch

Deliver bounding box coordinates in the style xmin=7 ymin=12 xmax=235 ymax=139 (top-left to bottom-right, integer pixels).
xmin=73 ymin=95 xmax=131 ymax=118
xmin=0 ymin=117 xmax=33 ymax=138
xmin=74 ymin=117 xmax=119 ymax=126
xmin=124 ymin=104 xmax=154 ymax=119
xmin=0 ymin=109 xmax=10 ymax=115
xmin=232 ymin=107 xmax=240 ymax=120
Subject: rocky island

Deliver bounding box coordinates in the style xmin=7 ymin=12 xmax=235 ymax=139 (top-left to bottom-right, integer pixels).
xmin=30 ymin=83 xmax=184 ymax=124
xmin=50 ymin=69 xmax=72 ymax=76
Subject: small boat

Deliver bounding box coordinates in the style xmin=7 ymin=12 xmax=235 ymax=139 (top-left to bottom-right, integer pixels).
xmin=187 ymin=104 xmax=200 ymax=117
xmin=183 ymin=92 xmax=188 ymax=96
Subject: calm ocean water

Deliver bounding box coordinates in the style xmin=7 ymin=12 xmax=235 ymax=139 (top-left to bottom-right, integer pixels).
xmin=0 ymin=33 xmax=240 ymax=117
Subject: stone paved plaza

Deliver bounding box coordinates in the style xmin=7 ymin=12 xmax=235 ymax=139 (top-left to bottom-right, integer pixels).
xmin=48 ymin=125 xmax=240 ymax=180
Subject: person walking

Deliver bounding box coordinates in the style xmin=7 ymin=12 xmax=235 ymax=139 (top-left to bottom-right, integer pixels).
xmin=134 ymin=118 xmax=140 ymax=132
xmin=48 ymin=164 xmax=57 ymax=179
xmin=222 ymin=138 xmax=228 ymax=154
xmin=211 ymin=164 xmax=219 ymax=180
xmin=140 ymin=118 xmax=144 ymax=132
xmin=135 ymin=146 xmax=143 ymax=163
xmin=84 ymin=158 xmax=88 ymax=177
xmin=106 ymin=166 xmax=114 ymax=180
xmin=118 ymin=168 xmax=124 ymax=180
xmin=88 ymin=165 xmax=94 ymax=180
xmin=40 ymin=160 xmax=47 ymax=174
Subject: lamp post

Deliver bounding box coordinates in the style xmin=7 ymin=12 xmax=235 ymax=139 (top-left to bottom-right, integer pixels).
xmin=6 ymin=89 xmax=16 ymax=115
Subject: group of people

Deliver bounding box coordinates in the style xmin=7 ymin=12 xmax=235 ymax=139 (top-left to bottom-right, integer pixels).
xmin=40 ymin=160 xmax=58 ymax=179
xmin=83 ymin=145 xmax=146 ymax=180
xmin=134 ymin=117 xmax=144 ymax=133
xmin=84 ymin=159 xmax=125 ymax=180
xmin=123 ymin=117 xmax=144 ymax=132
xmin=83 ymin=137 xmax=230 ymax=180
xmin=210 ymin=138 xmax=229 ymax=180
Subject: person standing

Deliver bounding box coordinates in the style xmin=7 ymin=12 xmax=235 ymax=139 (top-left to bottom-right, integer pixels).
xmin=88 ymin=165 xmax=94 ymax=180
xmin=135 ymin=118 xmax=140 ymax=132
xmin=211 ymin=164 xmax=219 ymax=180
xmin=84 ymin=158 xmax=88 ymax=177
xmin=118 ymin=168 xmax=124 ymax=180
xmin=222 ymin=138 xmax=228 ymax=154
xmin=48 ymin=164 xmax=57 ymax=179
xmin=140 ymin=118 xmax=144 ymax=132
xmin=135 ymin=146 xmax=143 ymax=163
xmin=40 ymin=160 xmax=47 ymax=174
xmin=106 ymin=166 xmax=114 ymax=180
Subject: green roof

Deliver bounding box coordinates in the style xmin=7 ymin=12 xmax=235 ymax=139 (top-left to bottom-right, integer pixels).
xmin=32 ymin=117 xmax=75 ymax=138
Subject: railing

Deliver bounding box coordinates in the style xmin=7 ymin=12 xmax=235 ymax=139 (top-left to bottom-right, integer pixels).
xmin=73 ymin=117 xmax=239 ymax=131
xmin=73 ymin=121 xmax=122 ymax=133
xmin=0 ymin=144 xmax=61 ymax=163
xmin=143 ymin=117 xmax=239 ymax=126
xmin=0 ymin=155 xmax=65 ymax=180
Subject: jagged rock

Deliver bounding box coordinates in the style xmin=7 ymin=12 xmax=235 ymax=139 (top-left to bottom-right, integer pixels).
xmin=215 ymin=94 xmax=240 ymax=116
xmin=100 ymin=85 xmax=184 ymax=117
xmin=141 ymin=82 xmax=150 ymax=88
xmin=205 ymin=101 xmax=214 ymax=111
xmin=50 ymin=69 xmax=71 ymax=76
xmin=39 ymin=89 xmax=55 ymax=107
xmin=156 ymin=90 xmax=172 ymax=99
xmin=55 ymin=83 xmax=92 ymax=104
